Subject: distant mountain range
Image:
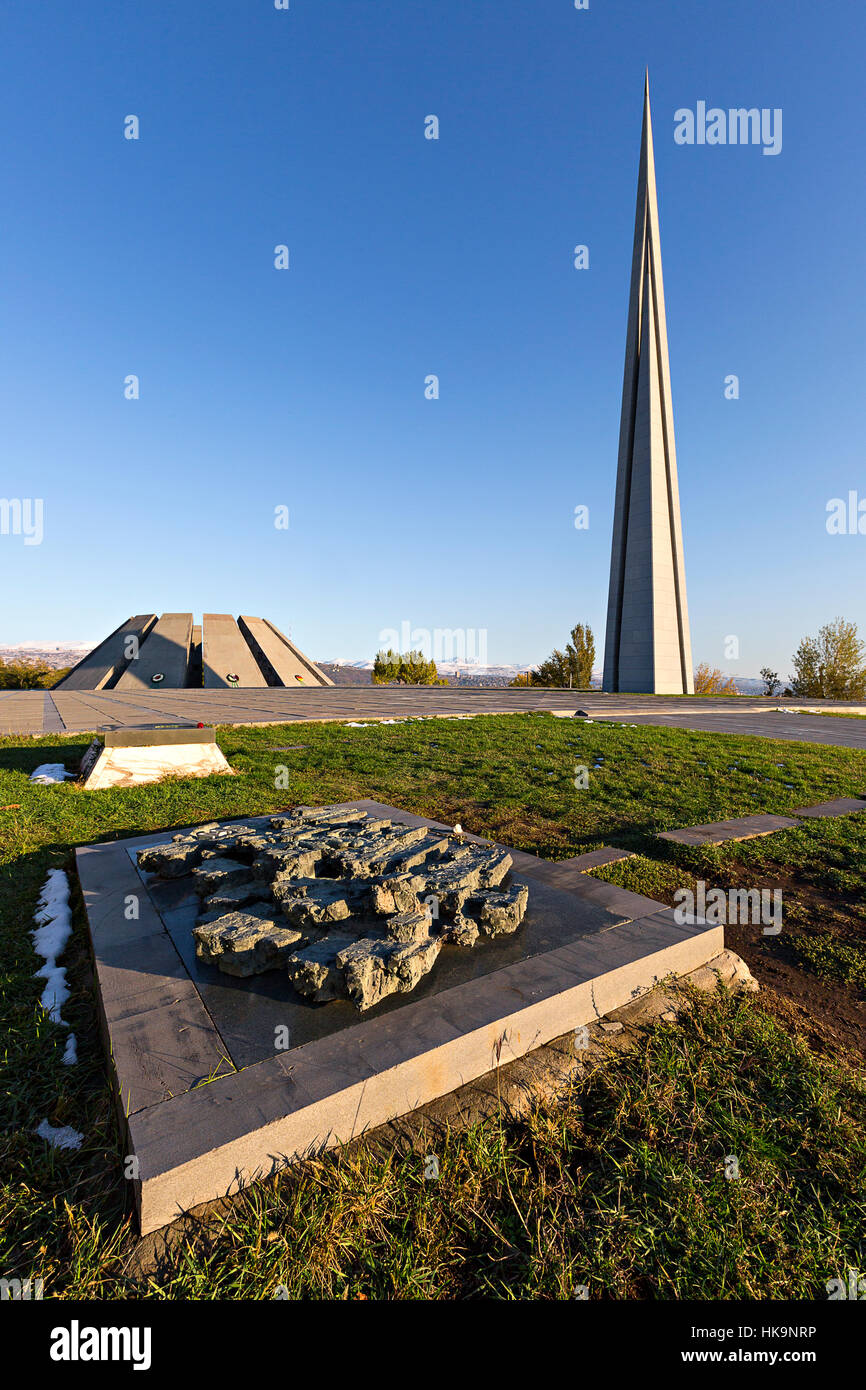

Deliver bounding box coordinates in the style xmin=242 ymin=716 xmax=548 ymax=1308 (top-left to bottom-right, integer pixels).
xmin=0 ymin=644 xmax=780 ymax=693
xmin=0 ymin=642 xmax=94 ymax=669
xmin=322 ymin=661 xmax=779 ymax=693
xmin=321 ymin=659 xmax=539 ymax=688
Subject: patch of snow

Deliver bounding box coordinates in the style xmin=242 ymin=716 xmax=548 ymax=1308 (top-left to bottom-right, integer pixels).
xmin=30 ymin=764 xmax=69 ymax=784
xmin=32 ymin=870 xmax=76 ymax=1063
xmin=35 ymin=1120 xmax=82 ymax=1151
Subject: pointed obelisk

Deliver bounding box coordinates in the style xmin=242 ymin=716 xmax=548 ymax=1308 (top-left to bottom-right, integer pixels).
xmin=603 ymin=74 xmax=694 ymax=694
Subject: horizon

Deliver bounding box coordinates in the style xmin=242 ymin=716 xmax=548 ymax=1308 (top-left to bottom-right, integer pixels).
xmin=0 ymin=637 xmax=784 ymax=687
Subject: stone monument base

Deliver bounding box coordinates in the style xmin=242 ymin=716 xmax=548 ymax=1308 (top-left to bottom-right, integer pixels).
xmin=76 ymin=800 xmax=722 ymax=1234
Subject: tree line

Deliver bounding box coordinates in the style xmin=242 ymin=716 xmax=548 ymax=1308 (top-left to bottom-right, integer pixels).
xmin=509 ymin=616 xmax=866 ymax=699
xmin=0 ymin=659 xmax=71 ymax=690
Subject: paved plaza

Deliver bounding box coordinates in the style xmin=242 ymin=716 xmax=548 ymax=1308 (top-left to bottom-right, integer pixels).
xmin=2 ymin=686 xmax=866 ymax=751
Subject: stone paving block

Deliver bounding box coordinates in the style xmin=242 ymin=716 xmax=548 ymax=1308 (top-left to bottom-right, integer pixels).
xmin=791 ymin=797 xmax=866 ymax=819
xmin=658 ymin=813 xmax=802 ymax=846
xmin=105 ymin=995 xmax=235 ymax=1115
xmin=557 ymin=846 xmax=635 ymax=871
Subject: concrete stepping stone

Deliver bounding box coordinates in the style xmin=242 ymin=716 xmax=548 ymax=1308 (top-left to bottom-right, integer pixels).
xmin=562 ymin=847 xmax=634 ymax=872
xmin=658 ymin=813 xmax=801 ymax=847
xmin=790 ymin=797 xmax=866 ymax=819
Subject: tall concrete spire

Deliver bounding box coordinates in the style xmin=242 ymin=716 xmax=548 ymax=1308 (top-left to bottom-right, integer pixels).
xmin=603 ymin=74 xmax=694 ymax=694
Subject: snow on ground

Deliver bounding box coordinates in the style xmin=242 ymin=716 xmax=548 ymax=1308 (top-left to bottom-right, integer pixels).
xmin=32 ymin=870 xmax=77 ymax=1063
xmin=35 ymin=1120 xmax=83 ymax=1151
xmin=29 ymin=764 xmax=69 ymax=784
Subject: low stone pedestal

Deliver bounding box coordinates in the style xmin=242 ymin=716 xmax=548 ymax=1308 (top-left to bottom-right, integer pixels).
xmin=76 ymin=799 xmax=723 ymax=1234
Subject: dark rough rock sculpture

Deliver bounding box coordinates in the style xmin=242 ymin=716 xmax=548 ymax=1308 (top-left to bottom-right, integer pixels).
xmin=138 ymin=805 xmax=530 ymax=1010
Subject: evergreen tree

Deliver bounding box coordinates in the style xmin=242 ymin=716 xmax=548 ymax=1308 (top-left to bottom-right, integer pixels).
xmin=372 ymin=648 xmax=401 ymax=684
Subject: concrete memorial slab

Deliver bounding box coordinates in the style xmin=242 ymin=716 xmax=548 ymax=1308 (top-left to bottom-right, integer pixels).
xmin=202 ymin=613 xmax=268 ymax=689
xmin=238 ymin=615 xmax=334 ymax=687
xmin=76 ymin=799 xmax=723 ymax=1235
xmin=80 ymin=726 xmax=233 ymax=790
xmin=114 ymin=613 xmax=193 ymax=691
xmin=54 ymin=614 xmax=157 ymax=691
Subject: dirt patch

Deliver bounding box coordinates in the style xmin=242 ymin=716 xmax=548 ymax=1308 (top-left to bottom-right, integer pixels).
xmin=697 ymin=863 xmax=866 ymax=1061
xmin=416 ymin=798 xmax=579 ymax=858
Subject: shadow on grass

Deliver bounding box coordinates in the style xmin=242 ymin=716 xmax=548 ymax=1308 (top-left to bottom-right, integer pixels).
xmin=0 ymin=742 xmax=91 ymax=776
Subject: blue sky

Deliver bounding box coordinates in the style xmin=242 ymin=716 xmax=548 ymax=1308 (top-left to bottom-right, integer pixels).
xmin=1 ymin=0 xmax=864 ymax=678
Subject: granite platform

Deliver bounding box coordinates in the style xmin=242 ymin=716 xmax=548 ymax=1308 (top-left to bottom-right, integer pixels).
xmin=76 ymin=799 xmax=723 ymax=1235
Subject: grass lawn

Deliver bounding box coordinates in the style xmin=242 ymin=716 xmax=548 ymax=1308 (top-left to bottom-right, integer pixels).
xmin=1 ymin=713 xmax=864 ymax=1298
xmin=796 ymin=709 xmax=866 ymax=720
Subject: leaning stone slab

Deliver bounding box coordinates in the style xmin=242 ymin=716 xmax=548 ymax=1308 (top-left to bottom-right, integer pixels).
xmin=192 ymin=905 xmax=303 ymax=977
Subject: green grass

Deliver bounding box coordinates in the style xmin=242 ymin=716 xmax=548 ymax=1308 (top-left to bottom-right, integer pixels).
xmin=796 ymin=709 xmax=866 ymax=720
xmin=596 ymin=813 xmax=866 ymax=904
xmin=594 ymin=809 xmax=866 ymax=1007
xmin=2 ymin=989 xmax=862 ymax=1299
xmin=1 ymin=713 xmax=865 ymax=1298
xmin=788 ymin=933 xmax=866 ymax=991
xmin=3 ymin=712 xmax=864 ymax=861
